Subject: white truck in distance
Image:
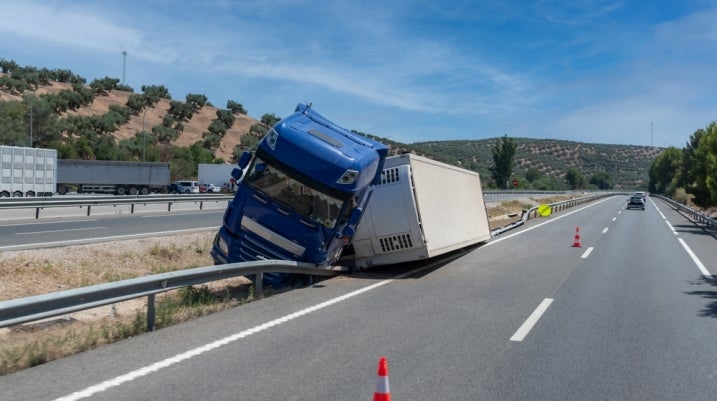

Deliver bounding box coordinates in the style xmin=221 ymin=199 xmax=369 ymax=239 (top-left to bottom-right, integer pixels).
xmin=340 ymin=153 xmax=492 ymax=269
xmin=0 ymin=145 xmax=57 ymax=197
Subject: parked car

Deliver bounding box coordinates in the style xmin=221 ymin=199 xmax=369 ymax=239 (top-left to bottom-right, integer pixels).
xmin=205 ymin=183 xmax=221 ymax=193
xmin=167 ymin=183 xmax=181 ymax=194
xmin=199 ymin=183 xmax=207 ymax=193
xmin=627 ymin=195 xmax=645 ymax=210
xmin=175 ymin=180 xmax=200 ymax=194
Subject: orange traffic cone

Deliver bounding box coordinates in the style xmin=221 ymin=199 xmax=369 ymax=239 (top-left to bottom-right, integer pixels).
xmin=572 ymin=227 xmax=582 ymax=248
xmin=373 ymin=356 xmax=391 ymax=401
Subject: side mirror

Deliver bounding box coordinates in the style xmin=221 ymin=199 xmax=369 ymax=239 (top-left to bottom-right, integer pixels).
xmin=341 ymin=225 xmax=356 ymax=239
xmin=348 ymin=207 xmax=363 ymax=226
xmin=231 ymin=168 xmax=243 ymax=181
xmin=338 ymin=208 xmax=363 ymax=240
xmin=237 ymin=151 xmax=251 ymax=169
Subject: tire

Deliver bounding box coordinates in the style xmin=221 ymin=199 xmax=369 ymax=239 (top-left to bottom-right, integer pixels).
xmin=116 ymin=186 xmax=127 ymax=196
xmin=57 ymin=186 xmax=68 ymax=195
xmin=140 ymin=187 xmax=150 ymax=195
xmin=128 ymin=187 xmax=139 ymax=196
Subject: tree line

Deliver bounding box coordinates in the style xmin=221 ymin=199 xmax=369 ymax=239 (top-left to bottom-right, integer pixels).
xmin=649 ymin=122 xmax=717 ymax=208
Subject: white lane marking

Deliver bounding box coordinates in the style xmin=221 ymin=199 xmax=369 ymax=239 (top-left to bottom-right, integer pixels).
xmin=510 ymin=298 xmax=554 ymax=342
xmin=486 ymin=197 xmax=613 ymax=247
xmin=656 ymin=206 xmax=667 ymax=220
xmin=0 ymin=219 xmax=99 ymax=227
xmin=0 ymin=228 xmax=215 ymax=251
xmin=53 ymin=264 xmax=430 ymax=401
xmin=678 ymin=238 xmax=713 ymax=279
xmin=665 ymin=220 xmax=678 ymax=235
xmin=612 ymin=217 xmax=617 ymax=222
xmin=16 ymin=227 xmax=105 ymax=235
xmin=141 ymin=211 xmax=223 ymax=218
xmin=581 ymin=247 xmax=594 ymax=259
xmin=602 ymin=227 xmax=609 ymax=234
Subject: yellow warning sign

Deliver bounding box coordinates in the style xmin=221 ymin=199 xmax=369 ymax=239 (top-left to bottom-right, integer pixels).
xmin=537 ymin=204 xmax=552 ymax=217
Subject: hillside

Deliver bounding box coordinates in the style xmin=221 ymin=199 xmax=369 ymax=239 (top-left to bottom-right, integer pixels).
xmin=404 ymin=138 xmax=662 ymax=189
xmin=0 ymin=71 xmax=661 ymax=188
xmin=0 ymin=77 xmax=258 ymax=163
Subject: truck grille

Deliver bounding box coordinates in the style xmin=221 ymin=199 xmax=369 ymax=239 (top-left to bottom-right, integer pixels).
xmin=235 ymin=230 xmax=295 ymax=262
xmin=380 ymin=168 xmax=400 ymax=185
xmin=378 ymin=233 xmax=414 ymax=253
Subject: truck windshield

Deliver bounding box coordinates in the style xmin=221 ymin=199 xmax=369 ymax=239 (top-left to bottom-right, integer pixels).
xmin=243 ymin=156 xmax=345 ymax=229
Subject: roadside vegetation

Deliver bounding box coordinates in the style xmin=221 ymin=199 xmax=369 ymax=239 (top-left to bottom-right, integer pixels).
xmin=648 ymin=122 xmax=717 ymax=211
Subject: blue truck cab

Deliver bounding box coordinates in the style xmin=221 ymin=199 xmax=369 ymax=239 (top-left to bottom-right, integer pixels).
xmin=211 ymin=103 xmax=388 ymax=283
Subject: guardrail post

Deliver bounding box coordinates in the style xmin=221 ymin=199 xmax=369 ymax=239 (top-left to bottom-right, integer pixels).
xmin=147 ymin=294 xmax=156 ymax=332
xmin=35 ymin=207 xmax=40 ymax=219
xmin=86 ymin=205 xmax=91 ymax=216
xmin=200 ymin=201 xmax=204 ymax=210
xmin=255 ymin=273 xmax=263 ymax=300
xmin=131 ymin=204 xmax=135 ymax=214
xmin=168 ymin=202 xmax=172 ymax=212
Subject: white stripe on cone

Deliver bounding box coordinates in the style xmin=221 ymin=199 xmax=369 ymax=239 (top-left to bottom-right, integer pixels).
xmin=373 ymin=356 xmax=391 ymax=401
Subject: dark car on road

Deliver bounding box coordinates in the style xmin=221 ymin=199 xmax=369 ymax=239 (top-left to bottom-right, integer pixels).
xmin=167 ymin=183 xmax=181 ymax=194
xmin=627 ymin=195 xmax=645 ymax=210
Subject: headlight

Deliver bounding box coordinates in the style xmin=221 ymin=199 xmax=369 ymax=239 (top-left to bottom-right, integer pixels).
xmin=216 ymin=235 xmax=229 ymax=255
xmin=337 ymin=169 xmax=359 ymax=184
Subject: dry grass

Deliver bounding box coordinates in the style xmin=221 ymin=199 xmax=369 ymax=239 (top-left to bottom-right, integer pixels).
xmin=0 ymin=232 xmax=255 ymax=375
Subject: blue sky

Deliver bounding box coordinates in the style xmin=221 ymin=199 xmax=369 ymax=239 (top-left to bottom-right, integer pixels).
xmin=2 ymin=0 xmax=716 ymax=148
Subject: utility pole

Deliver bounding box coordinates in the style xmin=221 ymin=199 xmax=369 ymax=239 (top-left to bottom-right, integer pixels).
xmin=121 ymin=50 xmax=128 ymax=84
xmin=29 ymin=97 xmax=33 ymax=148
xmin=651 ymin=122 xmax=653 ymax=147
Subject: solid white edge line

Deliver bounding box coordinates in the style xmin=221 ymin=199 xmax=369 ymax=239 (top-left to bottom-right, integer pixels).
xmin=581 ymin=247 xmax=594 ymax=259
xmin=16 ymin=227 xmax=105 ymax=235
xmin=510 ymin=298 xmax=554 ymax=342
xmin=54 ymin=278 xmax=398 ymax=401
xmin=486 ymin=197 xmax=613 ymax=247
xmin=602 ymin=227 xmax=609 ymax=234
xmin=0 ymin=228 xmax=217 ymax=251
xmin=677 ymin=238 xmax=713 ymax=279
xmin=664 ymin=220 xmax=678 ymax=234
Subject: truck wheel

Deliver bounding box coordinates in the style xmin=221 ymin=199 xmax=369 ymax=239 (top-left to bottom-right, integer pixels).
xmin=140 ymin=187 xmax=150 ymax=195
xmin=57 ymin=186 xmax=68 ymax=195
xmin=116 ymin=187 xmax=127 ymax=196
xmin=128 ymin=187 xmax=138 ymax=196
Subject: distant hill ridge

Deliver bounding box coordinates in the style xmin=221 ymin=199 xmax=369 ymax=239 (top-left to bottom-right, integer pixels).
xmin=402 ymin=138 xmax=661 ymax=189
xmin=0 ymin=71 xmax=660 ymax=189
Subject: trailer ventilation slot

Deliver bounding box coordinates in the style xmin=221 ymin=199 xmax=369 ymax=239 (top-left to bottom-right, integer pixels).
xmin=378 ymin=233 xmax=414 ymax=252
xmin=380 ymin=168 xmax=400 ymax=185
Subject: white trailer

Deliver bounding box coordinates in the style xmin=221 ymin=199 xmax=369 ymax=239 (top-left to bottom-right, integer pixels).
xmin=0 ymin=145 xmax=57 ymax=197
xmin=343 ymin=153 xmax=492 ymax=269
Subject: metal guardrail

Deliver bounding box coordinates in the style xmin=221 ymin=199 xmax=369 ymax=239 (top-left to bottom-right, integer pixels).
xmin=490 ymin=192 xmax=625 ymax=236
xmin=483 ymin=190 xmax=571 ymax=196
xmin=0 ymin=194 xmax=233 ymax=218
xmin=653 ymin=195 xmax=717 ymax=230
xmin=0 ymin=260 xmax=343 ymax=331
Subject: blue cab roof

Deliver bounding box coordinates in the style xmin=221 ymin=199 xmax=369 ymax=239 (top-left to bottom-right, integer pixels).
xmin=257 ymin=103 xmax=388 ymax=196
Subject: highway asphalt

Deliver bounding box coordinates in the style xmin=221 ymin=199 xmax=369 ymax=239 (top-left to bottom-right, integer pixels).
xmin=1 ymin=196 xmax=716 ymax=400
